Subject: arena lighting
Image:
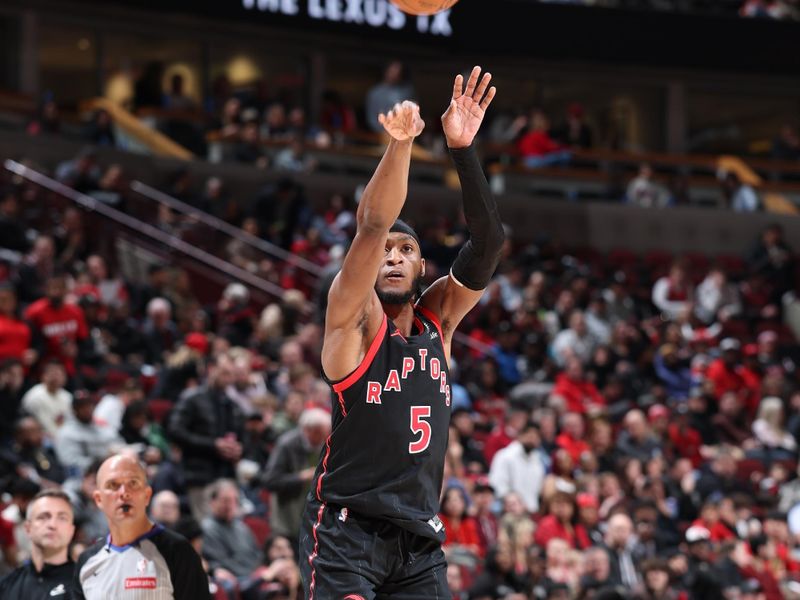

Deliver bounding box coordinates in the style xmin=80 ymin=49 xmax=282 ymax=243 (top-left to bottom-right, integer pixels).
xmin=240 ymin=0 xmax=454 ymax=36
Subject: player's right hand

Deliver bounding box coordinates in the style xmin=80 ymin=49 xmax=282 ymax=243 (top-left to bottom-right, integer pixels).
xmin=378 ymin=100 xmax=425 ymax=141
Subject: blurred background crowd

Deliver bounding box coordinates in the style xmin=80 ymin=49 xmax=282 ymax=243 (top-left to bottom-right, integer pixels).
xmin=1 ymin=0 xmax=800 ymax=599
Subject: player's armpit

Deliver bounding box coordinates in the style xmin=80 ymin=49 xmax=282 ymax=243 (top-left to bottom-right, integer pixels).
xmin=321 ymin=307 xmax=384 ymax=382
xmin=417 ymin=273 xmax=484 ymax=341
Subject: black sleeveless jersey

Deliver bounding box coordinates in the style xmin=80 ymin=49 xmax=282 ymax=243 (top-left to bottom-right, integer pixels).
xmin=315 ymin=305 xmax=452 ymax=541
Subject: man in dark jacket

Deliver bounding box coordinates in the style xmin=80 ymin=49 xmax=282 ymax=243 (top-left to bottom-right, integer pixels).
xmin=0 ymin=489 xmax=75 ymax=599
xmin=168 ymin=352 xmax=245 ymax=519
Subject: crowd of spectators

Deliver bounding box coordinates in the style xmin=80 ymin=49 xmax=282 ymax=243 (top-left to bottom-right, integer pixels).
xmin=1 ymin=137 xmax=800 ymax=600
xmin=18 ymin=54 xmax=800 ymax=218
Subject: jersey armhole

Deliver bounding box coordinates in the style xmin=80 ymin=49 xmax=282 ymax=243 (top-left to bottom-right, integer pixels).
xmin=414 ymin=305 xmax=444 ymax=341
xmin=330 ymin=314 xmax=388 ymax=394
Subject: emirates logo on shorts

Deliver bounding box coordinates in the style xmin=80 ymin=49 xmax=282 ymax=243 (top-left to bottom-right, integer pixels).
xmin=124 ymin=578 xmax=157 ymax=589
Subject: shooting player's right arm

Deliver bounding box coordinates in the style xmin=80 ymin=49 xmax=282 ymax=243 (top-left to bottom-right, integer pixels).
xmin=322 ymin=102 xmax=424 ymax=381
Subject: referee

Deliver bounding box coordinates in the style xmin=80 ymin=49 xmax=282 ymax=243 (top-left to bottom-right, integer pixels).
xmin=0 ymin=489 xmax=75 ymax=599
xmin=73 ymin=454 xmax=210 ymax=600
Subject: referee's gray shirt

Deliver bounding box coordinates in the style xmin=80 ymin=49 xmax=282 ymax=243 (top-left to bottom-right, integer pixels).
xmin=73 ymin=524 xmax=210 ymax=600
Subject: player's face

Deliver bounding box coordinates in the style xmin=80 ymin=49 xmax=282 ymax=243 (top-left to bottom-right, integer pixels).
xmin=94 ymin=458 xmax=153 ymax=526
xmin=375 ymin=233 xmax=425 ymax=305
xmin=25 ymin=497 xmax=75 ymax=554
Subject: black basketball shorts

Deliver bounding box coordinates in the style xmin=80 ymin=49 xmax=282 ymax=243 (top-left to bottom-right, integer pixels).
xmin=299 ymin=499 xmax=449 ymax=600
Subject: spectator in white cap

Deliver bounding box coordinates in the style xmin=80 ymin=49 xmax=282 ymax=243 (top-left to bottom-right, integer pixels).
xmin=262 ymin=406 xmax=330 ymax=539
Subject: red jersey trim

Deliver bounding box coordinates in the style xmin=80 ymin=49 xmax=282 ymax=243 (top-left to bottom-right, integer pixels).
xmin=415 ymin=305 xmax=444 ymax=342
xmin=335 ymin=391 xmax=347 ymax=417
xmin=307 ymin=503 xmax=326 ymax=600
xmin=315 ymin=436 xmax=332 ymax=501
xmin=331 ymin=314 xmax=388 ymax=393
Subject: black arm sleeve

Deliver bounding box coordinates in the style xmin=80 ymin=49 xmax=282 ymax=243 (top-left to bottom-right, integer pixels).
xmin=449 ymin=144 xmax=505 ymax=291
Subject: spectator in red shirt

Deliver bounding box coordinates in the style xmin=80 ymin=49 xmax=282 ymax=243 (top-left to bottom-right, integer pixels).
xmin=470 ymin=477 xmax=498 ymax=556
xmin=739 ymin=344 xmax=763 ymax=416
xmin=691 ymin=499 xmax=736 ymax=543
xmin=706 ymin=338 xmax=746 ymax=401
xmin=0 ymin=285 xmax=34 ymax=366
xmin=534 ymin=491 xmax=590 ymax=550
xmin=516 ymin=109 xmax=571 ymax=169
xmin=439 ymin=486 xmax=483 ymax=561
xmin=666 ymin=407 xmax=704 ymax=467
xmin=739 ymin=536 xmax=784 ymax=600
xmin=555 ymin=412 xmax=590 ymax=464
xmin=552 ymin=358 xmax=606 ymax=415
xmin=23 ymin=273 xmax=88 ymax=376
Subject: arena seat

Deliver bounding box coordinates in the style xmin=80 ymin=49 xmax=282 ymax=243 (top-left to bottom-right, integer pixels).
xmin=607 ymin=248 xmax=637 ymax=269
xmin=147 ymin=398 xmax=174 ymax=425
xmin=243 ymin=514 xmax=271 ymax=547
xmin=716 ymin=254 xmax=746 ymax=278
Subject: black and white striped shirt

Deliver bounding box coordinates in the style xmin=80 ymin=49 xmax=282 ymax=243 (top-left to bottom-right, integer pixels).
xmin=73 ymin=524 xmax=210 ymax=600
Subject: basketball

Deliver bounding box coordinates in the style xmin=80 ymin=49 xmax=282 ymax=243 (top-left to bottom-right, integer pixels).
xmin=389 ymin=0 xmax=460 ymax=16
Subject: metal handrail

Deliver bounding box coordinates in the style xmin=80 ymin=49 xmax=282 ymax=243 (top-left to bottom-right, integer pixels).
xmin=4 ymin=159 xmax=302 ymax=306
xmin=6 ymin=160 xmax=496 ymax=355
xmin=130 ymin=180 xmax=324 ymax=277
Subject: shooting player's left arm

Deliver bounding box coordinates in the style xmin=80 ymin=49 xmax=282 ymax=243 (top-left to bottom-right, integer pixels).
xmin=418 ymin=66 xmax=503 ymax=354
xmin=417 ymin=144 xmax=505 ymax=352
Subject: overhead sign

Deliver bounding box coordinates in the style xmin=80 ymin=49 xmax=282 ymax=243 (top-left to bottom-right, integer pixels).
xmin=240 ymin=0 xmax=454 ymax=36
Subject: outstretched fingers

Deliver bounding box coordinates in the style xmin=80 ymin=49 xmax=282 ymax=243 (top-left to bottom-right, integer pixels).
xmin=452 ymin=74 xmax=464 ymax=100
xmin=473 ymin=72 xmax=492 ymax=103
xmin=463 ymin=66 xmax=481 ymax=98
xmin=480 ymin=86 xmax=497 ymax=111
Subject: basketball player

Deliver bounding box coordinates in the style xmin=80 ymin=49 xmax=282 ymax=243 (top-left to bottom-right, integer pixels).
xmin=299 ymin=66 xmax=503 ymax=599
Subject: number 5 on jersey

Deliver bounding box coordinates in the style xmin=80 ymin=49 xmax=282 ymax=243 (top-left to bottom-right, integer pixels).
xmin=409 ymin=406 xmax=432 ymax=454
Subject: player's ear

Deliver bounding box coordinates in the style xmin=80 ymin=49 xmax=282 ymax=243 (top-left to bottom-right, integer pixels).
xmin=144 ymin=485 xmax=153 ymax=508
xmin=93 ymin=490 xmax=102 ymax=509
xmin=420 ymin=258 xmax=426 ymax=278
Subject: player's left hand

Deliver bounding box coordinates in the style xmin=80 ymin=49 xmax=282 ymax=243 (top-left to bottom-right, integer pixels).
xmin=442 ymin=65 xmax=497 ymax=149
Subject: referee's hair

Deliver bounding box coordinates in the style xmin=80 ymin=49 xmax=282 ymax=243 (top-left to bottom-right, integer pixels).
xmin=25 ymin=489 xmax=74 ymax=521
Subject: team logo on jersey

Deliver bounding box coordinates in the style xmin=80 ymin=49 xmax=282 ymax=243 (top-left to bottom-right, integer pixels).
xmin=430 ymin=331 xmax=438 ymax=340
xmin=49 ymin=584 xmax=66 ymax=596
xmin=338 ymin=507 xmax=348 ymax=522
